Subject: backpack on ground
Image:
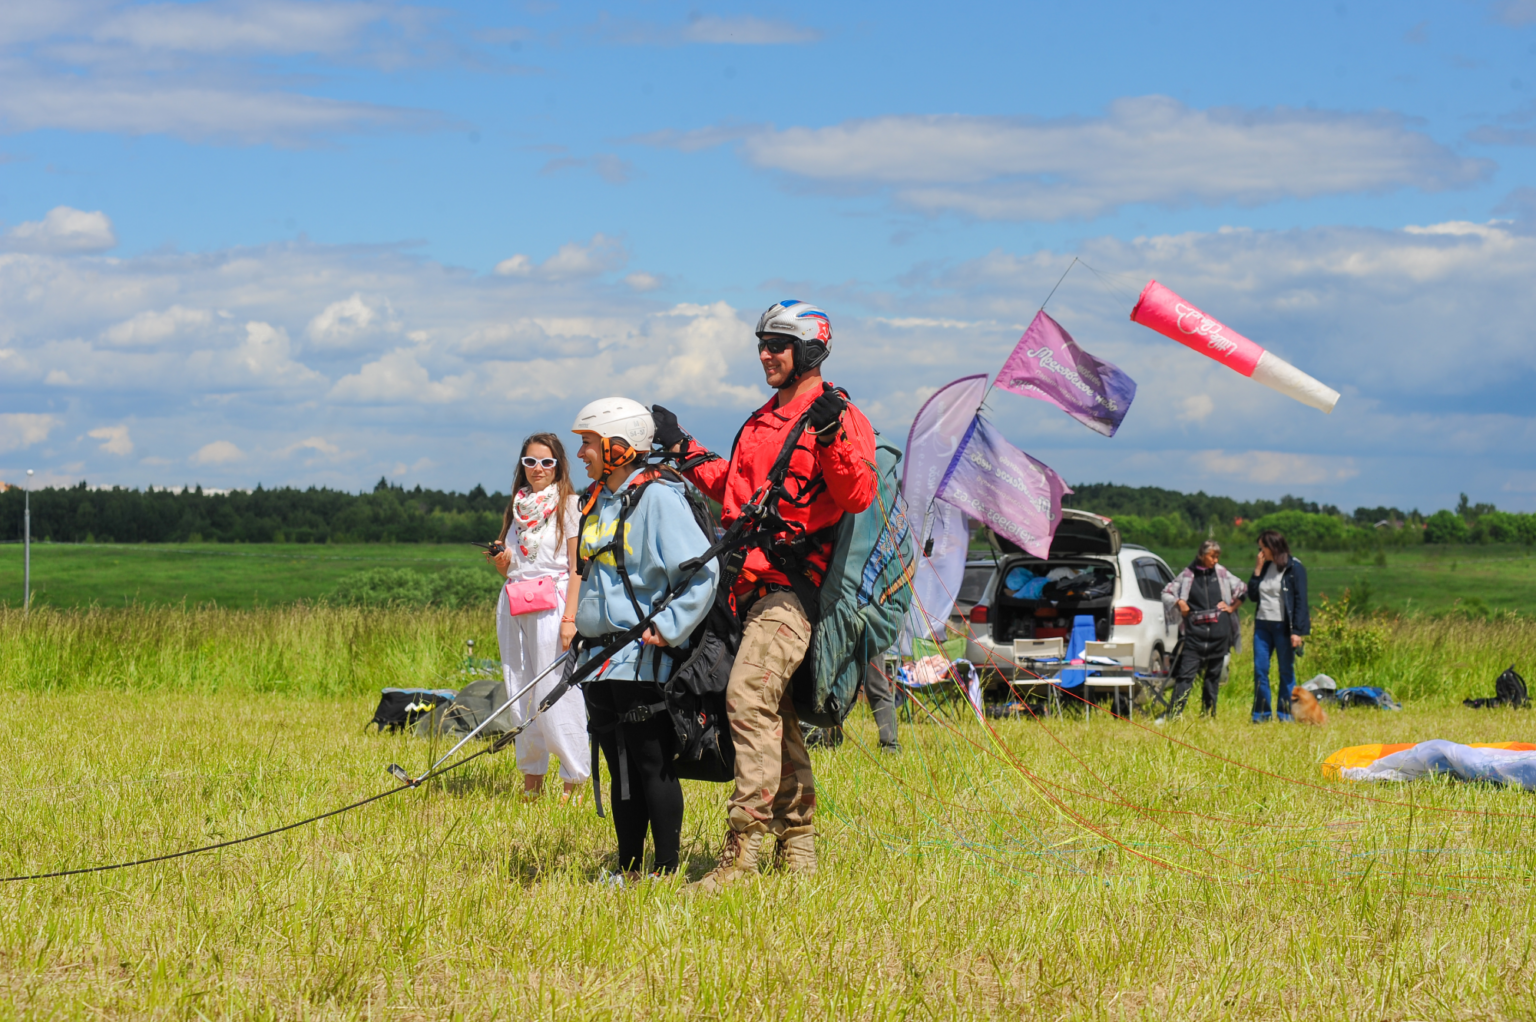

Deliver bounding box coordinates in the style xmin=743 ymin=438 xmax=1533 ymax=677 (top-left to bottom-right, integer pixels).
xmin=578 ymin=469 xmax=739 ymax=783
xmin=1335 ymin=686 xmax=1403 ymax=711
xmin=789 ymin=435 xmax=915 ymax=728
xmin=1464 ymin=665 xmax=1529 ymax=710
xmin=432 ymin=679 xmax=515 ymax=736
xmin=370 ymin=688 xmax=456 ymax=732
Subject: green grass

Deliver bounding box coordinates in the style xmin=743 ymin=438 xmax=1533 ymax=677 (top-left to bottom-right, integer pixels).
xmin=2 ymin=606 xmax=1536 ymax=1017
xmin=8 ymin=540 xmax=1536 ymax=618
xmin=0 ymin=542 xmax=501 ymax=610
xmin=1145 ymin=542 xmax=1536 ymax=618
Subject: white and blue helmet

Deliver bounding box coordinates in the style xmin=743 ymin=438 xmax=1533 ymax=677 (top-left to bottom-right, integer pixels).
xmin=755 ymin=299 xmax=832 ymax=382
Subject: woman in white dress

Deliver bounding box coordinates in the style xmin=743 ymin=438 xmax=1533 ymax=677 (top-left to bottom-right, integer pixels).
xmin=490 ymin=432 xmax=591 ymax=802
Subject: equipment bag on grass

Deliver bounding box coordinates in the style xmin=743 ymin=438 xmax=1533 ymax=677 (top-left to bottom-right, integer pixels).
xmin=1464 ymin=665 xmax=1529 ymax=710
xmin=792 ymin=435 xmax=915 ymax=728
xmin=370 ymin=688 xmax=455 ymax=733
xmin=434 ymin=679 xmax=514 ymax=737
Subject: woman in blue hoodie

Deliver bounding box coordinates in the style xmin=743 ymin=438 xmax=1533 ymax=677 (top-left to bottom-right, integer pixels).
xmin=569 ymin=397 xmax=719 ymax=882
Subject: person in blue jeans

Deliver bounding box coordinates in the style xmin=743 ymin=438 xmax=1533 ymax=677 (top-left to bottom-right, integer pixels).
xmin=1246 ymin=529 xmax=1310 ymax=723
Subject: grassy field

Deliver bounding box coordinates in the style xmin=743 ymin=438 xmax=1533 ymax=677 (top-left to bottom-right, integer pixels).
xmin=8 ymin=540 xmax=1536 ymax=617
xmin=2 ymin=606 xmax=1536 ymax=1018
xmin=0 ymin=542 xmax=499 ymax=609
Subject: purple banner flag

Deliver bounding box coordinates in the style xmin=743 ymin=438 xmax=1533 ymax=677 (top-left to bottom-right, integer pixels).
xmin=995 ymin=310 xmax=1137 ymax=437
xmin=902 ymin=375 xmax=988 ymax=639
xmin=935 ymin=417 xmax=1073 ymax=559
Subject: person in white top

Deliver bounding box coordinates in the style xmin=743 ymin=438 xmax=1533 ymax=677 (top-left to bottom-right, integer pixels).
xmin=490 ymin=432 xmax=591 ymax=802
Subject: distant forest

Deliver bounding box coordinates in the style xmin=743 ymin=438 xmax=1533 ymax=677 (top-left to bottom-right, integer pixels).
xmin=0 ymin=479 xmax=508 ymax=545
xmin=0 ymin=477 xmax=1526 ymax=548
xmin=1061 ymin=483 xmax=1407 ymax=528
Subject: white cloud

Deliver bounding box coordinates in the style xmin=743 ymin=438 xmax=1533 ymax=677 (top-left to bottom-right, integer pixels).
xmin=495 ymin=233 xmax=626 ymax=279
xmin=1492 ymin=0 xmax=1536 ymax=26
xmin=649 ymin=97 xmax=1491 ymax=220
xmin=102 ymin=305 xmax=213 ymax=346
xmin=1197 ymin=450 xmax=1359 ymax=486
xmin=90 ymin=1 xmax=395 ymax=57
xmin=624 ymin=272 xmax=663 ymax=292
xmin=329 ymin=348 xmax=473 ymax=404
xmin=306 ymin=293 xmax=398 ymax=348
xmin=216 ymin=321 xmax=327 ymax=387
xmin=492 ymin=254 xmax=533 ymax=277
xmin=0 ymin=3 xmax=458 ymax=146
xmin=4 ymin=220 xmax=1536 ymax=508
xmin=0 ymin=413 xmax=61 ymax=453
xmin=4 ymin=207 xmax=117 ymax=254
xmin=191 ymin=440 xmax=246 ymax=465
xmin=1176 ymin=394 xmax=1215 ymax=423
xmin=595 ymin=13 xmax=819 ymax=46
xmin=539 ymin=154 xmax=634 ymax=184
xmin=88 ymin=424 xmax=133 ymax=455
xmin=0 ymin=74 xmax=444 ymax=146
xmin=277 ymin=435 xmax=347 ymax=464
xmin=680 ymin=15 xmax=820 ymax=44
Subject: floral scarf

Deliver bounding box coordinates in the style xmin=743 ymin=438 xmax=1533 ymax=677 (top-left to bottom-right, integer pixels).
xmin=512 ymin=484 xmax=560 ymax=560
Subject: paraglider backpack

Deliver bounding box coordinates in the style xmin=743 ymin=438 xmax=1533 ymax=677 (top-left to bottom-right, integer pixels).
xmin=370 ymin=688 xmax=455 ymax=732
xmin=577 ymin=469 xmax=740 ymax=783
xmin=1464 ymin=665 xmax=1529 ymax=710
xmin=780 ymin=433 xmax=916 ymax=729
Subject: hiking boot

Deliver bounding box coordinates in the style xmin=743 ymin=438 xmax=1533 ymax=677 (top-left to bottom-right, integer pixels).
xmin=687 ymin=819 xmax=766 ymax=894
xmin=773 ymin=824 xmax=817 ymax=875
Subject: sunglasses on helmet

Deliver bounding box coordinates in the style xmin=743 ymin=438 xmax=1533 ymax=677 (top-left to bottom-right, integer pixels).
xmin=521 ymin=456 xmax=558 ymax=469
xmin=757 ymin=337 xmax=795 ymax=355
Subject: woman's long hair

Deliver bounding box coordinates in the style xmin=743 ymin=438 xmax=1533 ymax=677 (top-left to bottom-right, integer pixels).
xmin=500 ymin=432 xmax=577 ymax=545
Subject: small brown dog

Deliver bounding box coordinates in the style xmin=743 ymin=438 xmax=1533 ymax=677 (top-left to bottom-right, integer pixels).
xmin=1291 ymin=685 xmax=1328 ymax=725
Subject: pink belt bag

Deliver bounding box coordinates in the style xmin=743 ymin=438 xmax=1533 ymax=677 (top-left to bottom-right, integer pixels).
xmin=504 ymin=576 xmax=561 ymax=616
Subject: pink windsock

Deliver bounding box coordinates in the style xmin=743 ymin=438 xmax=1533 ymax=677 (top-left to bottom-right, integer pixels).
xmin=1130 ymin=280 xmax=1340 ymax=414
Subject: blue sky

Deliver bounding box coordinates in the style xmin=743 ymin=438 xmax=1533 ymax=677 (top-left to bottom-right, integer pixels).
xmin=2 ymin=0 xmax=1535 ymax=513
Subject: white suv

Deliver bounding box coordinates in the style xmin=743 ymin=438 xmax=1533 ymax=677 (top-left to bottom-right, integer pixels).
xmin=963 ymin=509 xmax=1181 ymax=677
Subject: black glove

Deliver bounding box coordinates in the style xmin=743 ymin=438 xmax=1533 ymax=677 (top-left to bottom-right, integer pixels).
xmin=650 ymin=404 xmax=689 ymax=451
xmin=806 ymin=386 xmax=848 ymax=443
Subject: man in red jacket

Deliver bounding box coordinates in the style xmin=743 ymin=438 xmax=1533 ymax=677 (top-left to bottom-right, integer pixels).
xmin=652 ymin=300 xmax=876 ymax=890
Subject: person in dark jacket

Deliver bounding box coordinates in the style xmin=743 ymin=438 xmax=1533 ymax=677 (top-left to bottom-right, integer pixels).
xmin=1159 ymin=540 xmax=1245 ymax=719
xmin=1246 ymin=529 xmax=1311 ymax=723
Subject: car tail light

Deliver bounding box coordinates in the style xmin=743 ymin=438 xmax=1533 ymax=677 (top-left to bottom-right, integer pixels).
xmin=969 ymin=605 xmax=989 ymax=624
xmin=1113 ymin=606 xmax=1143 ymax=625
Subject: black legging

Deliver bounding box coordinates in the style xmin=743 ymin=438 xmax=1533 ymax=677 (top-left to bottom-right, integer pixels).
xmin=583 ymin=680 xmax=684 ymax=874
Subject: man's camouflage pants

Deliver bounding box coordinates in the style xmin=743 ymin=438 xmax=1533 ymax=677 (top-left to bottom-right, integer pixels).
xmin=724 ymin=590 xmax=815 ymax=831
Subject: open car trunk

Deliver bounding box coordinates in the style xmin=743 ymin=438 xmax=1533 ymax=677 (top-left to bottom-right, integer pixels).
xmin=989 ymin=510 xmax=1122 ymax=648
xmin=988 ymin=556 xmax=1116 ymax=646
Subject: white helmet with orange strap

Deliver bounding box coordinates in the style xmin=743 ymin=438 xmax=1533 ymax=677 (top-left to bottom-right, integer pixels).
xmin=571 ymin=396 xmax=655 ymax=473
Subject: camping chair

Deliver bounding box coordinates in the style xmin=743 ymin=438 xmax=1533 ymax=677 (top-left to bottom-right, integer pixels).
xmin=1134 ymin=638 xmax=1179 ymax=717
xmin=891 ymin=655 xmax=975 ymax=722
xmin=1011 ymin=637 xmax=1066 ymax=713
xmin=1082 ymin=641 xmax=1136 ymax=716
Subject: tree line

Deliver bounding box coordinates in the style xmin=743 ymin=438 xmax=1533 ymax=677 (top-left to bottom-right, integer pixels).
xmin=2 ymin=477 xmax=1531 ymax=550
xmin=1063 ymin=484 xmax=1535 ymax=551
xmin=0 ymin=479 xmax=508 ymax=544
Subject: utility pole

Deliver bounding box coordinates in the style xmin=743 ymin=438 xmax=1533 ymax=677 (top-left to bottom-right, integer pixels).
xmin=23 ymin=469 xmax=32 ymax=611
